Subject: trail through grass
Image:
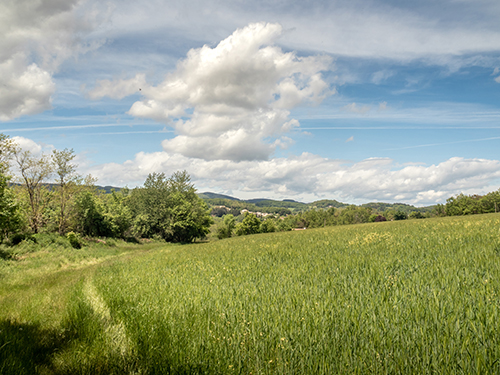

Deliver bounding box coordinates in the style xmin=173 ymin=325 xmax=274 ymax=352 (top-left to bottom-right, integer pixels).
xmin=2 ymin=214 xmax=500 ymax=374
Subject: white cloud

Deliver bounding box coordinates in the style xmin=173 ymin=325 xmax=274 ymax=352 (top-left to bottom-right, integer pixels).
xmin=12 ymin=136 xmax=53 ymax=155
xmin=88 ymin=74 xmax=147 ymax=100
xmin=495 ymin=75 xmax=500 ymax=83
xmin=83 ymin=150 xmax=500 ymax=206
xmin=345 ymin=136 xmax=354 ymax=143
xmin=92 ymin=22 xmax=332 ymax=161
xmin=0 ymin=0 xmax=104 ymax=121
xmin=341 ymin=102 xmax=371 ymax=115
xmin=0 ymin=57 xmax=55 ymax=121
xmin=371 ymin=70 xmax=395 ymax=84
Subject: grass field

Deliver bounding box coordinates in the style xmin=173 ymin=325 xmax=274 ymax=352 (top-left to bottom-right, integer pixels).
xmin=1 ymin=214 xmax=500 ymax=374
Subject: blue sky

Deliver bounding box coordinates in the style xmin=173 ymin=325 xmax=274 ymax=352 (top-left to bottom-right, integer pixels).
xmin=1 ymin=0 xmax=500 ymax=205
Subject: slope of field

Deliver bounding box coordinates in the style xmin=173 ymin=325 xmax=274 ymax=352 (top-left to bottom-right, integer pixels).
xmin=1 ymin=214 xmax=500 ymax=374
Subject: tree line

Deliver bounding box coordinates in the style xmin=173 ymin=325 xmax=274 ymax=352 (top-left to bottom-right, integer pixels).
xmin=214 ymin=189 xmax=500 ymax=239
xmin=0 ymin=134 xmax=212 ymax=246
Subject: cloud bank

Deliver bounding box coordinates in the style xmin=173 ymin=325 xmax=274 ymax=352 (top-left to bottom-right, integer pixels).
xmin=83 ymin=150 xmax=500 ymax=206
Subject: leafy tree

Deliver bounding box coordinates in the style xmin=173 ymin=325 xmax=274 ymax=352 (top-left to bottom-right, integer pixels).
xmin=433 ymin=204 xmax=446 ymax=217
xmin=235 ymin=213 xmax=261 ymax=236
xmin=393 ymin=210 xmax=407 ymax=220
xmin=15 ymin=151 xmax=53 ymax=233
xmin=445 ymin=193 xmax=482 ymax=216
xmin=217 ymin=214 xmax=236 ymax=239
xmin=102 ymin=190 xmax=133 ymax=238
xmin=0 ymin=173 xmax=23 ymax=242
xmin=0 ymin=133 xmax=17 ymax=175
xmin=260 ymin=219 xmax=276 ymax=233
xmin=128 ymin=171 xmax=212 ymax=242
xmin=52 ymin=148 xmax=79 ymax=235
xmin=369 ymin=214 xmax=387 ymax=222
xmin=74 ymin=190 xmax=109 ymax=237
xmin=409 ymin=211 xmax=424 ymax=219
xmin=480 ymin=189 xmax=500 ymax=213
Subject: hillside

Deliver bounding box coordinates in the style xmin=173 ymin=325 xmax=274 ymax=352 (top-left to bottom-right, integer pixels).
xmin=198 ymin=191 xmax=435 ymax=214
xmin=2 ymin=214 xmax=500 ymax=374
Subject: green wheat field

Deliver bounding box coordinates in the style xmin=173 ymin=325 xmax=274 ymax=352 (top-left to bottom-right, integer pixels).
xmin=1 ymin=214 xmax=500 ymax=374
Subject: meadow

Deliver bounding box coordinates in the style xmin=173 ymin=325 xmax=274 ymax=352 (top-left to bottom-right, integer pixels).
xmin=1 ymin=214 xmax=500 ymax=374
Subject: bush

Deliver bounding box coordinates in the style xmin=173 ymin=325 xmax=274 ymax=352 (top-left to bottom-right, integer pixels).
xmin=66 ymin=231 xmax=82 ymax=249
xmin=217 ymin=214 xmax=236 ymax=239
xmin=10 ymin=233 xmax=35 ymax=246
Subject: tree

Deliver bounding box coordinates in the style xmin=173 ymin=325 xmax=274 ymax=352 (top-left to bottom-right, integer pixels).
xmin=0 ymin=173 xmax=23 ymax=242
xmin=74 ymin=190 xmax=108 ymax=237
xmin=393 ymin=210 xmax=407 ymax=220
xmin=128 ymin=171 xmax=212 ymax=242
xmin=217 ymin=214 xmax=235 ymax=239
xmin=408 ymin=211 xmax=424 ymax=219
xmin=52 ymin=148 xmax=79 ymax=234
xmin=235 ymin=213 xmax=261 ymax=236
xmin=15 ymin=151 xmax=53 ymax=233
xmin=260 ymin=218 xmax=276 ymax=233
xmin=0 ymin=134 xmax=17 ymax=175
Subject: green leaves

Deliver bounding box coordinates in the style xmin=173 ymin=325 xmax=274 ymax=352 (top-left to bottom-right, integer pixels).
xmin=128 ymin=171 xmax=212 ymax=243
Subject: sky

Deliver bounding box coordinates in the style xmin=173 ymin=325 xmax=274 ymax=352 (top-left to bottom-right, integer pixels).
xmin=1 ymin=0 xmax=500 ymax=206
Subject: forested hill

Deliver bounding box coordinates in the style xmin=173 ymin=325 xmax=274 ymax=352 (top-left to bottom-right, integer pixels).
xmin=197 ymin=191 xmax=435 ymax=213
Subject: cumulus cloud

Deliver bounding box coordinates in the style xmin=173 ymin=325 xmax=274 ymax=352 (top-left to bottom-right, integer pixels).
xmin=0 ymin=0 xmax=103 ymax=121
xmin=12 ymin=136 xmax=53 ymax=155
xmin=83 ymin=150 xmax=500 ymax=206
xmin=0 ymin=57 xmax=55 ymax=121
xmin=92 ymin=22 xmax=332 ymax=161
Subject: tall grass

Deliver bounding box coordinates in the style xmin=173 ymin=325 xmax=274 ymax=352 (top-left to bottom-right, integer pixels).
xmin=2 ymin=214 xmax=500 ymax=374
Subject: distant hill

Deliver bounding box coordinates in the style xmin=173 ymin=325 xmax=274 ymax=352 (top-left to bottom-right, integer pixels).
xmin=197 ymin=191 xmax=436 ymax=214
xmin=308 ymin=199 xmax=347 ymax=209
xmin=361 ymin=202 xmax=435 ymax=213
xmin=99 ymin=185 xmax=122 ymax=193
xmin=11 ymin=182 xmax=121 ymax=194
xmin=198 ymin=192 xmax=240 ymax=200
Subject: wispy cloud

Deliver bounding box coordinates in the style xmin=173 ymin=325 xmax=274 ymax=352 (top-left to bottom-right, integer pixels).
xmin=385 ymin=136 xmax=500 ymax=151
xmin=341 ymin=103 xmax=371 ymax=115
xmin=0 ymin=124 xmax=174 ymax=132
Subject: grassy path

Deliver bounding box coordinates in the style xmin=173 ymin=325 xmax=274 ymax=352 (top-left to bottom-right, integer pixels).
xmin=0 ymin=240 xmax=169 ymax=374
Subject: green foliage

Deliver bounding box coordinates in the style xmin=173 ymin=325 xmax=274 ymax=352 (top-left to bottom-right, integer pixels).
xmin=216 ymin=214 xmax=236 ymax=239
xmin=446 ymin=191 xmax=500 ymax=216
xmin=15 ymin=150 xmax=53 ymax=234
xmin=393 ymin=210 xmax=407 ymax=220
xmin=235 ymin=212 xmax=261 ymax=236
xmin=259 ymin=218 xmax=276 ymax=233
xmin=74 ymin=191 xmax=109 ymax=237
xmin=369 ymin=213 xmax=389 ymax=222
xmin=307 ymin=199 xmax=346 ymax=209
xmin=102 ymin=191 xmax=133 ymax=238
xmin=0 ymin=174 xmax=23 ymax=242
xmin=409 ymin=211 xmax=425 ymax=219
xmin=128 ymin=171 xmax=212 ymax=243
xmin=52 ymin=148 xmax=79 ymax=235
xmin=66 ymin=231 xmax=82 ymax=249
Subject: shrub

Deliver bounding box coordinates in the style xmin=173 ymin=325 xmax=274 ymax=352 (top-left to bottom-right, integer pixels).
xmin=66 ymin=231 xmax=82 ymax=249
